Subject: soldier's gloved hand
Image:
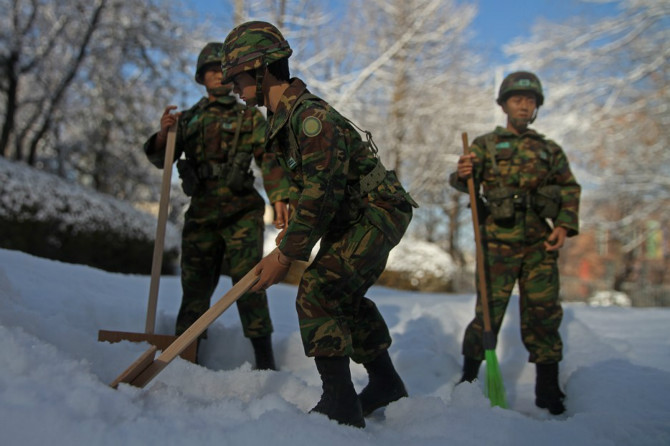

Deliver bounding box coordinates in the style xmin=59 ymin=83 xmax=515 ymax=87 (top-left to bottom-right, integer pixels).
xmin=273 ymin=201 xmax=289 ymax=229
xmin=250 ymin=250 xmax=293 ymax=292
xmin=457 ymin=153 xmax=476 ymax=179
xmin=155 ymin=105 xmax=180 ymax=148
xmin=545 ymin=226 xmax=567 ymax=251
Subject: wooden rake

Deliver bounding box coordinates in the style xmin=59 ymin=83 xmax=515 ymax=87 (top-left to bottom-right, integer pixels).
xmin=109 ymin=250 xmax=272 ymax=388
xmin=98 ymin=121 xmax=197 ymax=363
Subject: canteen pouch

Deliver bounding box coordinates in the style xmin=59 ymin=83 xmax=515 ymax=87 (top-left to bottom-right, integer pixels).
xmin=485 ymin=187 xmax=516 ymax=222
xmin=176 ymin=159 xmax=202 ymax=197
xmin=226 ymin=153 xmax=254 ymax=192
xmin=533 ymin=185 xmax=561 ymax=219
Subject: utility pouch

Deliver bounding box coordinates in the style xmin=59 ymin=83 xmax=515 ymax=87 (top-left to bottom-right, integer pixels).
xmin=533 ymin=185 xmax=561 ymax=219
xmin=176 ymin=159 xmax=202 ymax=197
xmin=485 ymin=187 xmax=517 ymax=222
xmin=226 ymin=153 xmax=254 ymax=192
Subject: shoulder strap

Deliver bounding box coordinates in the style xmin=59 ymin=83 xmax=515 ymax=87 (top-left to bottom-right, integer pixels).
xmin=484 ymin=134 xmax=499 ymax=175
xmin=286 ymin=93 xmax=387 ymax=195
xmin=226 ymin=109 xmax=245 ymax=165
xmin=538 ymin=140 xmax=560 ymax=187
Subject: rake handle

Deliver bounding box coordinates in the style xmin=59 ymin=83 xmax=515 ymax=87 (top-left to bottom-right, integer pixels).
xmin=145 ymin=122 xmax=178 ymax=334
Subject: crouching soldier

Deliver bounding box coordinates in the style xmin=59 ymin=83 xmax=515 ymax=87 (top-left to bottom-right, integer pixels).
xmin=221 ymin=21 xmax=419 ymax=427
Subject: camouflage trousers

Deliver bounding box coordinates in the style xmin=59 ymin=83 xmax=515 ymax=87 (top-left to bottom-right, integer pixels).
xmin=296 ymin=208 xmax=411 ymax=364
xmin=462 ymin=239 xmax=563 ymax=363
xmin=176 ymin=204 xmax=272 ymax=339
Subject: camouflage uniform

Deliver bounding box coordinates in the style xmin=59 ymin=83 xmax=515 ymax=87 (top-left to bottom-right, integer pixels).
xmin=449 ymin=126 xmax=580 ymax=363
xmin=266 ymin=78 xmax=417 ymax=363
xmin=222 ymin=23 xmax=414 ymax=426
xmin=144 ymin=93 xmax=288 ymax=339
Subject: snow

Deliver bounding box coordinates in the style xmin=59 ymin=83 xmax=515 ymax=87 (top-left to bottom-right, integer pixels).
xmin=1 ymin=247 xmax=669 ymax=446
xmin=588 ymin=290 xmax=632 ymax=308
xmin=386 ymin=237 xmax=457 ymax=279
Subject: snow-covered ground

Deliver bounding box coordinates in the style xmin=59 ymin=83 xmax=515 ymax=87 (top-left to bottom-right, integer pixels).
xmin=1 ymin=247 xmax=669 ymax=446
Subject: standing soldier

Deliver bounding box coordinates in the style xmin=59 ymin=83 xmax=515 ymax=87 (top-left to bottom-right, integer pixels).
xmin=220 ymin=21 xmax=418 ymax=428
xmin=450 ymin=71 xmax=581 ymax=415
xmin=143 ymin=42 xmax=289 ymax=370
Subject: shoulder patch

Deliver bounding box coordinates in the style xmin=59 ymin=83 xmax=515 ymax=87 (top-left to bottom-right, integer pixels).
xmin=302 ymin=116 xmax=322 ymax=137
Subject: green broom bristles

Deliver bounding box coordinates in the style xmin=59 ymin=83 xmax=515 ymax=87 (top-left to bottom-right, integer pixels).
xmin=484 ymin=349 xmax=507 ymax=408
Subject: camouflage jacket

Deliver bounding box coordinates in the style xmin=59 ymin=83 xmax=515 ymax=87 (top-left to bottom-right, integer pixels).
xmin=449 ymin=126 xmax=580 ymax=244
xmin=267 ymin=78 xmax=415 ymax=261
xmin=144 ymin=94 xmax=289 ymax=214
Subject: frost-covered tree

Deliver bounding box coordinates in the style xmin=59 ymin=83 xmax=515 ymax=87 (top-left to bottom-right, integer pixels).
xmin=196 ymin=1 xmax=494 ymax=262
xmin=505 ymin=0 xmax=670 ymax=288
xmin=225 ymin=0 xmax=493 ymax=261
xmin=0 ymin=0 xmax=199 ymax=201
xmin=226 ymin=0 xmax=335 ymax=67
xmin=315 ymin=0 xmax=489 ymax=261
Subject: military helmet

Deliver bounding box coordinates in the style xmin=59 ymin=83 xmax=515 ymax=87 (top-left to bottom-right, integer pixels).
xmin=195 ymin=42 xmax=224 ymax=84
xmin=221 ymin=21 xmax=292 ymax=84
xmin=496 ymin=71 xmax=544 ymax=106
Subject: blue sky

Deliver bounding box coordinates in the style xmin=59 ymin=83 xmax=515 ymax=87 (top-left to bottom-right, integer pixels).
xmin=471 ymin=0 xmax=620 ymax=62
xmin=188 ymin=0 xmax=621 ymax=63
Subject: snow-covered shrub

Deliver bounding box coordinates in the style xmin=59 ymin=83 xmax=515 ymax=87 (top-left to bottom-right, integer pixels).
xmin=588 ymin=290 xmax=632 ymax=307
xmin=0 ymin=158 xmax=180 ymax=274
xmin=379 ymin=237 xmax=457 ymax=291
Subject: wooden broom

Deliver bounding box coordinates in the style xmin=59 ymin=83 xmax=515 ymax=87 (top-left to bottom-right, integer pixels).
xmin=462 ymin=132 xmax=507 ymax=408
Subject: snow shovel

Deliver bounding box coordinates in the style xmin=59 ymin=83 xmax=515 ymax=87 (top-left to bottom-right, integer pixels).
xmin=109 ymin=251 xmax=269 ymax=389
xmin=462 ymin=132 xmax=507 ymax=408
xmin=98 ymin=120 xmax=197 ymax=363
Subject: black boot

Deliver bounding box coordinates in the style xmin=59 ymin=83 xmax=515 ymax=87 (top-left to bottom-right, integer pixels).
xmin=310 ymin=357 xmax=365 ymax=428
xmin=250 ymin=335 xmax=277 ymax=371
xmin=194 ymin=338 xmax=202 ymax=365
xmin=358 ymin=351 xmax=408 ymax=417
xmin=535 ymin=362 xmax=566 ymax=415
xmin=459 ymin=357 xmax=482 ymax=383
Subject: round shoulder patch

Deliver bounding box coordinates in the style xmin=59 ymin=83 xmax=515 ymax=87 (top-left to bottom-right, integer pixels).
xmin=302 ymin=116 xmax=322 ymax=137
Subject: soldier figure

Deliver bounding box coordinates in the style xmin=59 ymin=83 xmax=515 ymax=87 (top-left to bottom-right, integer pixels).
xmin=220 ymin=21 xmax=418 ymax=428
xmin=450 ymin=71 xmax=581 ymax=415
xmin=143 ymin=42 xmax=289 ymax=370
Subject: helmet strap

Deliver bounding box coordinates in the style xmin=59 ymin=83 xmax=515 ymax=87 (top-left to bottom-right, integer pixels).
xmin=207 ymin=85 xmax=231 ymax=98
xmin=529 ymin=107 xmax=538 ymax=124
xmin=254 ymin=65 xmax=266 ymax=107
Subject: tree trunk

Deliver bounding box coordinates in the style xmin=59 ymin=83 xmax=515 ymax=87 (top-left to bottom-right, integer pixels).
xmin=446 ymin=193 xmax=465 ymax=266
xmin=25 ymin=1 xmax=106 ymax=166
xmin=234 ymin=0 xmax=244 ymax=25
xmin=613 ymin=250 xmax=635 ymax=291
xmin=0 ymin=50 xmax=19 ymax=158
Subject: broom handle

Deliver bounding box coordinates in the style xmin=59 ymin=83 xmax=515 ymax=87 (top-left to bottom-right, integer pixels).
xmin=145 ymin=122 xmax=178 ymax=334
xmin=462 ymin=132 xmax=493 ymax=333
